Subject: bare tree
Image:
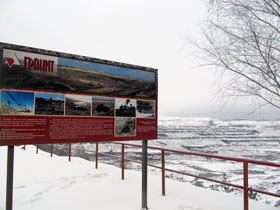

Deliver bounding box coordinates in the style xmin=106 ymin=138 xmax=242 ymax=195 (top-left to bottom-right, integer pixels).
xmin=190 ymin=0 xmax=280 ymax=110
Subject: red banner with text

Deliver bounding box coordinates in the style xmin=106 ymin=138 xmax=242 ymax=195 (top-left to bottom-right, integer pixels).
xmin=0 ymin=43 xmax=158 ymax=146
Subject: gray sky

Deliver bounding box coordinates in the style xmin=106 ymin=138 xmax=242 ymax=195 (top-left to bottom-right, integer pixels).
xmin=1 ymin=0 xmax=280 ymax=119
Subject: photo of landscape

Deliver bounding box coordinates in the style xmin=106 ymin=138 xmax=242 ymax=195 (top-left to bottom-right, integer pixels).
xmin=3 ymin=0 xmax=280 ymax=209
xmin=92 ymin=96 xmax=115 ymax=116
xmin=65 ymin=95 xmax=91 ymax=116
xmin=0 ymin=90 xmax=34 ymax=115
xmin=35 ymin=92 xmax=64 ymax=115
xmin=136 ymin=100 xmax=155 ymax=118
xmin=0 ymin=56 xmax=156 ymax=99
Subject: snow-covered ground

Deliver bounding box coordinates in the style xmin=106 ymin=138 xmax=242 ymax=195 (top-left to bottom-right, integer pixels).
xmin=50 ymin=117 xmax=280 ymax=206
xmin=0 ymin=146 xmax=278 ymax=210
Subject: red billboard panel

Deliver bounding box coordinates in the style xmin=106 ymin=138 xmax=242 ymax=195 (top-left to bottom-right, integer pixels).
xmin=0 ymin=43 xmax=158 ymax=146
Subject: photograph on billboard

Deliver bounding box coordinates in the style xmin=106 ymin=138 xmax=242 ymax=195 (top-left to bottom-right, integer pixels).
xmin=0 ymin=90 xmax=34 ymax=115
xmin=115 ymin=117 xmax=136 ymax=137
xmin=136 ymin=100 xmax=155 ymax=118
xmin=1 ymin=49 xmax=156 ymax=99
xmin=65 ymin=95 xmax=92 ymax=116
xmin=0 ymin=43 xmax=158 ymax=146
xmin=35 ymin=92 xmax=64 ymax=116
xmin=92 ymin=96 xmax=115 ymax=117
xmin=115 ymin=99 xmax=136 ymax=117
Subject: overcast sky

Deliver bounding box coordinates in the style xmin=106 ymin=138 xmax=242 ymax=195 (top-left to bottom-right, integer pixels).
xmin=1 ymin=0 xmax=280 ymax=119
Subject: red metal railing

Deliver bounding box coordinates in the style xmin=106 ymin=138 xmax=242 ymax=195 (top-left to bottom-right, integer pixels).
xmin=32 ymin=142 xmax=280 ymax=210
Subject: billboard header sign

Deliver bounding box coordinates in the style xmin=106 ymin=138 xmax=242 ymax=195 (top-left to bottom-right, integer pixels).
xmin=0 ymin=43 xmax=158 ymax=146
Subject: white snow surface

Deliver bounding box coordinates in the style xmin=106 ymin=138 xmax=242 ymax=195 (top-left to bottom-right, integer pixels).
xmin=0 ymin=146 xmax=278 ymax=210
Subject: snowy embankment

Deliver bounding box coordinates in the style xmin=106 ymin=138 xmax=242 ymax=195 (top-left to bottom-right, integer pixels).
xmin=0 ymin=146 xmax=277 ymax=210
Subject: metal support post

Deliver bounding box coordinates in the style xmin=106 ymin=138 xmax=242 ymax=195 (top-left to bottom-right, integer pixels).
xmin=142 ymin=140 xmax=148 ymax=209
xmin=122 ymin=144 xmax=125 ymax=180
xmin=51 ymin=144 xmax=53 ymax=157
xmin=6 ymin=146 xmax=14 ymax=210
xmin=68 ymin=143 xmax=71 ymax=162
xmin=243 ymin=162 xmax=249 ymax=210
xmin=96 ymin=142 xmax=98 ymax=169
xmin=161 ymin=150 xmax=165 ymax=196
xmin=36 ymin=144 xmax=38 ymax=154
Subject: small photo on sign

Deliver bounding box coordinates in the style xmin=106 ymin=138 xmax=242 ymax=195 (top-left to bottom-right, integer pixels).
xmin=136 ymin=100 xmax=155 ymax=118
xmin=0 ymin=90 xmax=34 ymax=115
xmin=115 ymin=98 xmax=136 ymax=117
xmin=115 ymin=117 xmax=136 ymax=136
xmin=65 ymin=95 xmax=91 ymax=116
xmin=92 ymin=96 xmax=115 ymax=116
xmin=35 ymin=92 xmax=64 ymax=115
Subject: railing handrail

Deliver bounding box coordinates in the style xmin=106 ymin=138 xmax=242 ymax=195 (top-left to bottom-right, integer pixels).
xmin=109 ymin=141 xmax=280 ymax=168
xmin=33 ymin=142 xmax=280 ymax=210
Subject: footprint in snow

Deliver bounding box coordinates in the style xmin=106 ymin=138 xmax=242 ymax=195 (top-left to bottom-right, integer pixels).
xmin=14 ymin=185 xmax=26 ymax=190
xmin=21 ymin=197 xmax=41 ymax=205
xmin=178 ymin=204 xmax=204 ymax=210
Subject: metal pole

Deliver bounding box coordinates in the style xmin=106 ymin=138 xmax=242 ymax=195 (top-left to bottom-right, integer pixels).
xmin=6 ymin=146 xmax=14 ymax=210
xmin=161 ymin=150 xmax=165 ymax=196
xmin=68 ymin=143 xmax=71 ymax=162
xmin=243 ymin=162 xmax=249 ymax=210
xmin=121 ymin=144 xmax=125 ymax=180
xmin=51 ymin=144 xmax=53 ymax=157
xmin=96 ymin=142 xmax=98 ymax=169
xmin=36 ymin=144 xmax=38 ymax=154
xmin=142 ymin=140 xmax=148 ymax=209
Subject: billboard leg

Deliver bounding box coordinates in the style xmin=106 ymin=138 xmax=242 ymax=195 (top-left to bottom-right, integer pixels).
xmin=142 ymin=140 xmax=148 ymax=210
xmin=6 ymin=146 xmax=14 ymax=210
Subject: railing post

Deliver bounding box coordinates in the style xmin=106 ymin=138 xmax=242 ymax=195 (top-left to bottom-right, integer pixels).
xmin=142 ymin=140 xmax=148 ymax=210
xmin=96 ymin=142 xmax=98 ymax=169
xmin=6 ymin=146 xmax=14 ymax=210
xmin=23 ymin=145 xmax=26 ymax=150
xmin=161 ymin=150 xmax=165 ymax=196
xmin=122 ymin=144 xmax=125 ymax=180
xmin=68 ymin=143 xmax=71 ymax=162
xmin=243 ymin=162 xmax=249 ymax=210
xmin=36 ymin=144 xmax=38 ymax=154
xmin=51 ymin=144 xmax=53 ymax=157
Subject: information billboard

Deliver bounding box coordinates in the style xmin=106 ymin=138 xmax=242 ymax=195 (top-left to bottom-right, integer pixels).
xmin=0 ymin=43 xmax=158 ymax=146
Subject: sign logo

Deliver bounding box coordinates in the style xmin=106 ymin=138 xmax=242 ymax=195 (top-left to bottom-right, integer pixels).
xmin=3 ymin=49 xmax=58 ymax=73
xmin=4 ymin=52 xmax=20 ymax=69
xmin=24 ymin=57 xmax=55 ymax=72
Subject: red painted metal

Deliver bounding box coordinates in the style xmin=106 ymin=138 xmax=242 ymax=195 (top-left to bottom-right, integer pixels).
xmin=248 ymin=187 xmax=280 ymax=198
xmin=243 ymin=162 xmax=249 ymax=210
xmin=161 ymin=150 xmax=165 ymax=196
xmin=111 ymin=142 xmax=280 ymax=168
xmin=165 ymin=167 xmax=243 ymax=189
xmin=51 ymin=144 xmax=53 ymax=157
xmin=108 ymin=143 xmax=280 ymax=200
xmin=99 ymin=151 xmax=120 ymax=159
xmin=96 ymin=142 xmax=98 ymax=169
xmin=122 ymin=144 xmax=125 ymax=180
xmin=68 ymin=143 xmax=71 ymax=162
xmin=46 ymin=142 xmax=280 ymax=210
